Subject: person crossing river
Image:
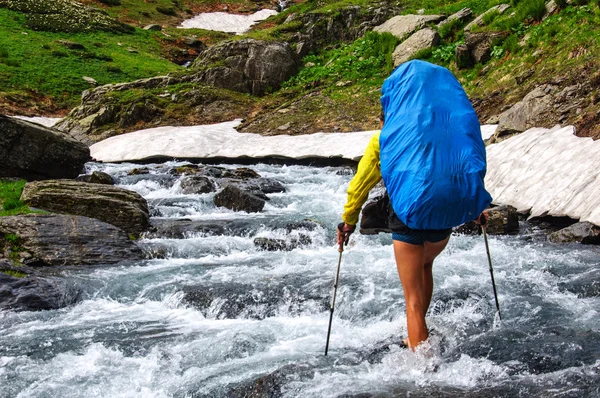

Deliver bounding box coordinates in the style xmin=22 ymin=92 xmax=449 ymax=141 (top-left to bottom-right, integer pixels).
xmin=336 ymin=60 xmax=492 ymax=350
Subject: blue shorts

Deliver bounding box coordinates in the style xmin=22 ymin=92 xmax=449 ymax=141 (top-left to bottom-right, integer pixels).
xmin=392 ymin=229 xmax=452 ymax=245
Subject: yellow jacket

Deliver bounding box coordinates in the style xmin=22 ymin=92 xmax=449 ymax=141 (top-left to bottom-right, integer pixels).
xmin=342 ymin=131 xmax=382 ymax=225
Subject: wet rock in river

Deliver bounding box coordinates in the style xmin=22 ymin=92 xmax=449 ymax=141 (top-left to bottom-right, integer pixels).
xmin=0 ymin=269 xmax=83 ymax=312
xmin=147 ymin=218 xmax=256 ymax=239
xmin=182 ymin=278 xmax=328 ymax=320
xmin=75 ymin=171 xmax=115 ymax=185
xmin=214 ymin=185 xmax=265 ymax=213
xmin=253 ymin=234 xmax=312 ymax=251
xmin=179 ymin=175 xmax=215 ymax=194
xmin=21 ymin=180 xmax=150 ymax=236
xmin=455 ymin=205 xmax=519 ymax=235
xmin=0 ymin=214 xmax=143 ymax=267
xmin=549 ymin=221 xmax=600 ymax=244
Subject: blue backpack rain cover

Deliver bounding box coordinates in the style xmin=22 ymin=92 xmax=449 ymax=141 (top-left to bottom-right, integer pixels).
xmin=379 ymin=60 xmax=492 ymax=230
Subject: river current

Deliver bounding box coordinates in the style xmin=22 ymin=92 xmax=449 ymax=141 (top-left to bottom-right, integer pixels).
xmin=1 ymin=161 xmax=599 ymax=397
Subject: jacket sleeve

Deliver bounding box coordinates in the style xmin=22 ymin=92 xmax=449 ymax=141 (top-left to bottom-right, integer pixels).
xmin=342 ymin=132 xmax=382 ymax=225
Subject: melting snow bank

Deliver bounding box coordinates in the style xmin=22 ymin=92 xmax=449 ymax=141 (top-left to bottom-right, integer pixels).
xmin=90 ymin=120 xmax=497 ymax=165
xmin=90 ymin=120 xmax=376 ymax=165
xmin=178 ymin=9 xmax=277 ymax=33
xmin=11 ymin=116 xmax=62 ymax=128
xmin=486 ymin=125 xmax=600 ymax=226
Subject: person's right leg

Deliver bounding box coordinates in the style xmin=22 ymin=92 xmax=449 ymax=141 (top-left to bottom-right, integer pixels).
xmin=394 ymin=237 xmax=450 ymax=349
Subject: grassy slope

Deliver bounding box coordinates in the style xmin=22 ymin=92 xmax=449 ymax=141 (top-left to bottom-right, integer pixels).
xmin=0 ymin=8 xmax=182 ymax=113
xmin=0 ymin=0 xmax=599 ymax=137
xmin=242 ymin=0 xmax=600 ymax=136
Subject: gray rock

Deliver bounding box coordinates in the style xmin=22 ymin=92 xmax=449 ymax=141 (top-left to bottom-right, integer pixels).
xmin=75 ymin=171 xmax=115 ymax=185
xmin=0 ymin=269 xmax=83 ymax=312
xmin=374 ymin=14 xmax=445 ymax=40
xmin=464 ymin=4 xmax=511 ymax=32
xmin=455 ymin=44 xmax=473 ymax=69
xmin=0 ymin=214 xmax=143 ymax=266
xmin=544 ymin=1 xmax=558 ymax=20
xmin=147 ymin=218 xmax=256 ymax=239
xmin=143 ymin=24 xmax=162 ymax=31
xmin=58 ymin=39 xmax=85 ymax=50
xmin=192 ymin=39 xmax=299 ymax=96
xmin=83 ymin=76 xmax=98 ymax=85
xmin=494 ymin=85 xmax=558 ymax=139
xmin=0 ymin=0 xmax=134 ymax=33
xmin=464 ymin=31 xmax=509 ymax=64
xmin=214 ymin=185 xmax=265 ymax=213
xmin=455 ymin=205 xmax=519 ymax=235
xmin=549 ymin=222 xmax=600 ymax=244
xmin=179 ymin=175 xmax=215 ymax=194
xmin=0 ymin=115 xmax=90 ymax=181
xmin=183 ymin=36 xmax=206 ymax=50
xmin=392 ymin=28 xmax=440 ymax=67
xmin=20 ymin=180 xmax=150 ymax=236
xmin=437 ymin=8 xmax=472 ymax=29
xmin=254 ymin=235 xmax=312 ymax=251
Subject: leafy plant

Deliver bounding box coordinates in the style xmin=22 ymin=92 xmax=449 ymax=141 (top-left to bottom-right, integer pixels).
xmin=431 ymin=42 xmax=458 ymax=63
xmin=491 ymin=45 xmax=504 ymax=58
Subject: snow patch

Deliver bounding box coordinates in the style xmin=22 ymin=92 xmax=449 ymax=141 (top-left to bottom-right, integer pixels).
xmin=179 ymin=9 xmax=278 ymax=34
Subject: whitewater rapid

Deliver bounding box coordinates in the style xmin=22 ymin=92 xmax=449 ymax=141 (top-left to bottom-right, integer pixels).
xmin=1 ymin=162 xmax=598 ymax=397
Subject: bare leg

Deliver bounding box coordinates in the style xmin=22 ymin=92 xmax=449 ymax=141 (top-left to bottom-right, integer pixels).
xmin=394 ymin=237 xmax=450 ymax=349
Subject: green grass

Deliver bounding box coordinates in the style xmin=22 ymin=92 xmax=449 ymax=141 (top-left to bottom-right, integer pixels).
xmin=282 ymin=31 xmax=398 ymax=92
xmin=0 ymin=8 xmax=181 ymax=109
xmin=0 ymin=179 xmax=31 ymax=216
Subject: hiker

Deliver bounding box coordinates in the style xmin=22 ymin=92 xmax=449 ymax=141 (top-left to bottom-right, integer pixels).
xmin=336 ymin=60 xmax=492 ymax=350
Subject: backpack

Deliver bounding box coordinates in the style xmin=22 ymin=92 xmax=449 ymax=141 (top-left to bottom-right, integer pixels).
xmin=379 ymin=60 xmax=492 ymax=230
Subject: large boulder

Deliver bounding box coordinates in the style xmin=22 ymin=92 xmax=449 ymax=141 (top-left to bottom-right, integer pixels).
xmin=549 ymin=222 xmax=600 ymax=244
xmin=392 ymin=28 xmax=440 ymax=67
xmin=374 ymin=14 xmax=445 ymax=39
xmin=464 ymin=31 xmax=509 ymax=64
xmin=20 ymin=180 xmax=150 ymax=236
xmin=493 ymin=85 xmax=557 ymax=140
xmin=192 ymin=39 xmax=299 ymax=96
xmin=0 ymin=115 xmax=90 ymax=181
xmin=290 ymin=4 xmax=403 ymax=57
xmin=214 ymin=185 xmax=265 ymax=213
xmin=54 ymin=77 xmax=252 ymax=144
xmin=464 ymin=4 xmax=511 ymax=32
xmin=0 ymin=214 xmax=143 ymax=266
xmin=0 ymin=0 xmax=134 ymax=33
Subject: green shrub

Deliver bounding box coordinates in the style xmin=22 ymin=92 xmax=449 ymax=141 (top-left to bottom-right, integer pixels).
xmin=482 ymin=9 xmax=500 ymax=25
xmin=0 ymin=47 xmax=7 ymax=58
xmin=520 ymin=0 xmax=547 ymax=21
xmin=156 ymin=6 xmax=177 ymax=16
xmin=502 ymin=34 xmax=520 ymax=54
xmin=555 ymin=0 xmax=568 ymax=7
xmin=431 ymin=42 xmax=457 ymax=63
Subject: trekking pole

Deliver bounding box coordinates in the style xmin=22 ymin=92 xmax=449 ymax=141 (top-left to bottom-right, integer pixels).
xmin=481 ymin=216 xmax=502 ymax=321
xmin=325 ymin=226 xmax=345 ymax=356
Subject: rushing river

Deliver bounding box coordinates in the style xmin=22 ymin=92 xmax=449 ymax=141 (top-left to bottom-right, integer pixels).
xmin=1 ymin=162 xmax=599 ymax=398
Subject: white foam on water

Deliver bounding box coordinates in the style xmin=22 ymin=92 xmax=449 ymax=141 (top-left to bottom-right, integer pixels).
xmin=2 ymin=162 xmax=599 ymax=397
